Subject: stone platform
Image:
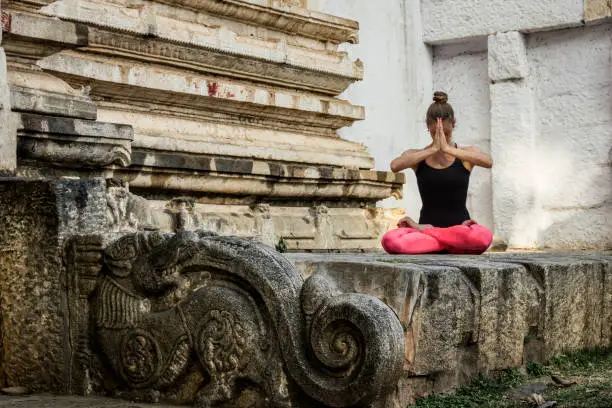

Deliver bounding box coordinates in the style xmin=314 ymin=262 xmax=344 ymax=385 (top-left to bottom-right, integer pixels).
xmin=287 ymin=251 xmax=612 ymax=406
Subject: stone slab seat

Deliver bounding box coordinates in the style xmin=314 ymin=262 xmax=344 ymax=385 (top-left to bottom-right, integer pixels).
xmin=286 ymin=251 xmax=612 ymax=405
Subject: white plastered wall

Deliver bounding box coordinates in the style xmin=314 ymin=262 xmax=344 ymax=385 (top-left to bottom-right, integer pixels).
xmin=527 ymin=24 xmax=611 ymax=248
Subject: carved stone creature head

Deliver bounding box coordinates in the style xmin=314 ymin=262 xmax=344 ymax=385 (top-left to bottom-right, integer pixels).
xmin=104 ymin=231 xmax=219 ymax=296
xmin=104 ymin=232 xmax=169 ymax=278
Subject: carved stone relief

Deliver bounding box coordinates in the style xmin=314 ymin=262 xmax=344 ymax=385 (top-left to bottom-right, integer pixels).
xmin=106 ymin=179 xmax=158 ymax=233
xmin=64 ymin=231 xmax=405 ymax=407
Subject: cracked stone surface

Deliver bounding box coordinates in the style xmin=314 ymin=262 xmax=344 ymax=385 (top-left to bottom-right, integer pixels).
xmin=287 ymin=251 xmax=612 ymax=407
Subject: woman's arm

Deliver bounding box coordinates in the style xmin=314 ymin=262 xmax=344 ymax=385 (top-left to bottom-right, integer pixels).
xmin=391 ymin=117 xmax=444 ymax=172
xmin=434 ymin=119 xmax=493 ymax=168
xmin=390 ymin=147 xmax=439 ymax=172
xmin=444 ymin=145 xmax=493 ymax=168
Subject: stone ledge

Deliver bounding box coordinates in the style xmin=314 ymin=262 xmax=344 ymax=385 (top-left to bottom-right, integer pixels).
xmin=18 ymin=113 xmax=133 ymax=140
xmin=130 ymin=149 xmax=403 ymax=183
xmin=287 ymin=252 xmax=612 ymax=405
xmin=39 ymin=0 xmax=362 ymax=96
xmin=16 ymin=113 xmax=133 ymax=168
xmin=155 ymin=0 xmax=359 ymax=44
xmin=92 ymin=102 xmax=375 ymax=170
xmin=1 ymin=11 xmax=87 ymax=60
xmin=15 ymin=162 xmax=404 ymax=203
xmin=122 ymin=155 xmax=403 ymax=202
xmin=80 ymin=26 xmax=360 ymax=96
xmin=42 ymin=0 xmax=359 ymax=45
xmin=10 ymin=85 xmax=97 ymax=120
xmin=40 ymin=53 xmax=365 ymax=129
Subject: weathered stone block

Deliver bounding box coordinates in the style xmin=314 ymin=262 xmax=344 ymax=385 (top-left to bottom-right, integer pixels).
xmin=585 ymin=0 xmax=612 ymax=21
xmin=0 ymin=178 xmax=107 ymax=392
xmin=491 ymin=253 xmax=612 ymax=359
xmin=10 ymin=85 xmax=97 ymax=120
xmin=488 ymin=31 xmax=528 ymax=81
xmin=288 ymin=253 xmax=612 ymax=406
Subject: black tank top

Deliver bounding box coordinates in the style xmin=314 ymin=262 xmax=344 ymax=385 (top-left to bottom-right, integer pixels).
xmin=416 ymin=158 xmax=471 ymax=228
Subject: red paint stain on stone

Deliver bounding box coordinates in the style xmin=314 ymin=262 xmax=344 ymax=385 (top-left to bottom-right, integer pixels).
xmin=207 ymin=82 xmax=219 ymax=96
xmin=1 ymin=12 xmax=11 ymax=33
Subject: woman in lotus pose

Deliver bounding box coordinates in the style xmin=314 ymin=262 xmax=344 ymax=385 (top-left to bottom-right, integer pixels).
xmin=382 ymin=92 xmax=494 ymax=254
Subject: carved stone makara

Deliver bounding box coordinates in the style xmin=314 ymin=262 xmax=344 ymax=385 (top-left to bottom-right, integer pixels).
xmin=67 ymin=231 xmax=404 ymax=407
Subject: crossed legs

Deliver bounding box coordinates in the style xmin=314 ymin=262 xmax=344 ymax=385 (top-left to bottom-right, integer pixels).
xmin=382 ymin=224 xmax=493 ymax=255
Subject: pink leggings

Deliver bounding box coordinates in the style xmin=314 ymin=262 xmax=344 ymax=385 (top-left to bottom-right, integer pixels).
xmin=381 ymin=224 xmax=493 ymax=255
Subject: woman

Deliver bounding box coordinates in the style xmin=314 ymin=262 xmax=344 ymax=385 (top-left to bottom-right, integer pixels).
xmin=382 ymin=91 xmax=494 ymax=254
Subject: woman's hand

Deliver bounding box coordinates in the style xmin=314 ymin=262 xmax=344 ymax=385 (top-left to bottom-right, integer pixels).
xmin=432 ymin=118 xmax=444 ymax=152
xmin=397 ymin=216 xmax=433 ymax=231
xmin=437 ymin=118 xmax=451 ymax=153
xmin=397 ymin=216 xmax=416 ymax=228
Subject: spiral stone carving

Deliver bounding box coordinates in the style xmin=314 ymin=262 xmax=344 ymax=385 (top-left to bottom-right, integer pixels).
xmin=91 ymin=231 xmax=404 ymax=407
xmin=119 ymin=330 xmax=161 ymax=387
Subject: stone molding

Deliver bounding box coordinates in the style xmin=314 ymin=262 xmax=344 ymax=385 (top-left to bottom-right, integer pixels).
xmin=16 ymin=158 xmax=404 ymax=204
xmin=155 ymin=0 xmax=359 ymax=44
xmin=41 ymin=0 xmax=358 ymax=45
xmin=17 ymin=113 xmax=133 ymax=168
xmin=10 ymin=82 xmax=97 ymax=120
xmin=93 ymin=101 xmax=375 ymax=170
xmin=40 ymin=52 xmax=365 ymax=129
xmin=100 ymin=179 xmax=403 ymax=251
xmin=38 ymin=0 xmax=362 ymax=87
xmin=81 ymin=27 xmax=360 ymax=95
xmin=124 ymin=153 xmax=403 ymax=202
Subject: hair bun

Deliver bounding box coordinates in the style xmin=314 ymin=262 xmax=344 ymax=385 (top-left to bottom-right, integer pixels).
xmin=433 ymin=91 xmax=448 ymax=104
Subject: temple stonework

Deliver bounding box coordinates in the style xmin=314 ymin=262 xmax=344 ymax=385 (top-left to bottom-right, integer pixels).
xmin=1 ymin=2 xmax=609 ymax=408
xmin=0 ymin=2 xmax=409 ymax=406
xmin=1 ymin=0 xmax=404 ymax=252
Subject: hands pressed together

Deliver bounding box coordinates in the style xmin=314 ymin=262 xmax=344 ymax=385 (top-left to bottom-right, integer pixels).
xmin=390 ymin=116 xmax=493 ymax=173
xmin=430 ymin=117 xmax=452 ymax=154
